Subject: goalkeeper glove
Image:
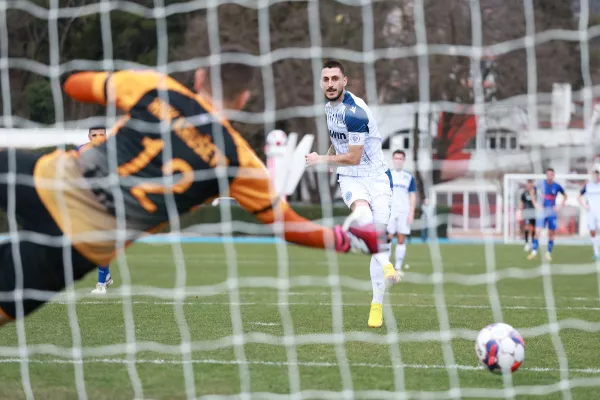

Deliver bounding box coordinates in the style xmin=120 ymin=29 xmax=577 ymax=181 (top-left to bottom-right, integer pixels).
xmin=333 ymin=223 xmax=384 ymax=254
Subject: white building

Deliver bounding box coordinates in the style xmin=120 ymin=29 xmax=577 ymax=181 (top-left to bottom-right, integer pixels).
xmin=376 ymin=84 xmax=600 ymax=236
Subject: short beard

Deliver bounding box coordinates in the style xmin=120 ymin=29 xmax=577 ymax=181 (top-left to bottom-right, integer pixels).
xmin=325 ymin=89 xmax=343 ymax=102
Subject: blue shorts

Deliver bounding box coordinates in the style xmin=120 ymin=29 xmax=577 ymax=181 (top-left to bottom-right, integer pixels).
xmin=536 ymin=216 xmax=557 ymax=231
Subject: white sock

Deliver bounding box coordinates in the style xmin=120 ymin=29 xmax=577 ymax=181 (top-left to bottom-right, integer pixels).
xmin=370 ymin=256 xmax=385 ymax=304
xmin=353 ymin=204 xmax=389 ymax=303
xmin=593 ymin=236 xmax=599 ymax=256
xmin=395 ymin=243 xmax=406 ymax=271
xmin=375 ymin=238 xmax=392 ymax=266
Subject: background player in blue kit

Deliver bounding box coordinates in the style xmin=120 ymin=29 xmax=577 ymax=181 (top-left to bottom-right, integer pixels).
xmin=528 ymin=168 xmax=567 ymax=262
xmin=77 ymin=127 xmax=114 ymax=294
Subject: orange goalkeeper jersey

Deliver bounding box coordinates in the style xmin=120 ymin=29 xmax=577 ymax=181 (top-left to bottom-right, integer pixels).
xmin=33 ymin=70 xmax=334 ymax=265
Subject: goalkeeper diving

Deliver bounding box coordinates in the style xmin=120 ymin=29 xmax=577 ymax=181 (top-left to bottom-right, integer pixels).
xmin=0 ymin=54 xmax=385 ymax=326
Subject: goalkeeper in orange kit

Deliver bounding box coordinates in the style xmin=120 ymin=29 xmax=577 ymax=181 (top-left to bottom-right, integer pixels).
xmin=0 ymin=53 xmax=384 ymax=326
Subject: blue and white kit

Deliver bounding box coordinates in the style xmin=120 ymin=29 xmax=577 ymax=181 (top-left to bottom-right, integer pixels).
xmin=387 ymin=169 xmax=416 ymax=235
xmin=326 ymin=91 xmax=391 ymax=225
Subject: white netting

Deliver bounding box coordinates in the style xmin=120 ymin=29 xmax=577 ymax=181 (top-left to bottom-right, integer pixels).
xmin=1 ymin=0 xmax=600 ymax=399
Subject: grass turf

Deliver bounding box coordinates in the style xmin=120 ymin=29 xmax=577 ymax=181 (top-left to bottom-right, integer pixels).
xmin=0 ymin=242 xmax=599 ymax=399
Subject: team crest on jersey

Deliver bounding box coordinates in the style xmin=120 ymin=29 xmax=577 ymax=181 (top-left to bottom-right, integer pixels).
xmin=350 ymin=134 xmax=360 ymax=144
xmin=345 ymin=191 xmax=352 ymax=202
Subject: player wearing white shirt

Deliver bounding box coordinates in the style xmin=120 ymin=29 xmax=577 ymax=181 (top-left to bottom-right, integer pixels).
xmin=388 ymin=150 xmax=416 ymax=271
xmin=578 ymin=168 xmax=600 ymax=260
xmin=306 ymin=60 xmax=401 ymax=329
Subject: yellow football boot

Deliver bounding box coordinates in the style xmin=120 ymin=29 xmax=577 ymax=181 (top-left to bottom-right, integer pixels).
xmin=368 ymin=303 xmax=383 ymax=328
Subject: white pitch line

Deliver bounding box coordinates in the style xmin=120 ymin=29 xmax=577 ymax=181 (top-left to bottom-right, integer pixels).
xmin=53 ymin=300 xmax=600 ymax=312
xmin=119 ymin=258 xmax=527 ymax=270
xmin=248 ymin=291 xmax=600 ymax=302
xmin=0 ymin=357 xmax=598 ymax=375
xmin=56 ymin=291 xmax=600 ymax=303
xmin=249 ymin=322 xmax=280 ymax=326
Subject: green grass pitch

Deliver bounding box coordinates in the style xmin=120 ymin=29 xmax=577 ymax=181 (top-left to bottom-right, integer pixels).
xmin=0 ymin=242 xmax=600 ymax=399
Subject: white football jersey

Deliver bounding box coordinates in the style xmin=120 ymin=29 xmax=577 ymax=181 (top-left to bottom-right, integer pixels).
xmin=325 ymin=91 xmax=388 ymax=177
xmin=581 ymin=180 xmax=600 ymax=215
xmin=390 ymin=169 xmax=416 ymax=214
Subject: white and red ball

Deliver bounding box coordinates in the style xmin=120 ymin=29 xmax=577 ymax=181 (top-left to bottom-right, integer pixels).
xmin=266 ymin=129 xmax=287 ymax=147
xmin=475 ymin=323 xmax=525 ymax=374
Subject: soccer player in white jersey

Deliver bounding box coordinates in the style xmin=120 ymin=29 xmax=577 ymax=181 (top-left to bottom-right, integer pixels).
xmin=306 ymin=60 xmax=401 ymax=329
xmin=388 ymin=150 xmax=416 ymax=270
xmin=578 ymin=168 xmax=600 ymax=260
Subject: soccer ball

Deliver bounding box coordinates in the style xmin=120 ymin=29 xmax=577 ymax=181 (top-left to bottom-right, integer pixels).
xmin=266 ymin=129 xmax=287 ymax=147
xmin=475 ymin=323 xmax=525 ymax=374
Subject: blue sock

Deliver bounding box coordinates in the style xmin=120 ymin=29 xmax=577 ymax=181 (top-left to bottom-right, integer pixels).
xmin=97 ymin=265 xmax=110 ymax=284
xmin=548 ymin=240 xmax=554 ymax=253
xmin=532 ymin=239 xmax=539 ymax=251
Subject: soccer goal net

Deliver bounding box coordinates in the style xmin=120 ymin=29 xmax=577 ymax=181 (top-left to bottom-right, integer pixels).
xmin=3 ymin=0 xmax=600 ymax=399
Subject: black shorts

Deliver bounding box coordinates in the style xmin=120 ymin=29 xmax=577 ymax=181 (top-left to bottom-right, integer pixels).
xmin=0 ymin=149 xmax=96 ymax=319
xmin=525 ymin=218 xmax=536 ymax=227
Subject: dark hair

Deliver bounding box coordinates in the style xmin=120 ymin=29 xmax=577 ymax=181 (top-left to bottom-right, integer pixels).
xmin=89 ymin=126 xmax=106 ymax=133
xmin=526 ymin=179 xmax=534 ymax=183
xmin=546 ymin=168 xmax=555 ymax=173
xmin=322 ymin=60 xmax=345 ymax=75
xmin=204 ymin=45 xmax=255 ymax=102
xmin=393 ymin=150 xmax=406 ymax=157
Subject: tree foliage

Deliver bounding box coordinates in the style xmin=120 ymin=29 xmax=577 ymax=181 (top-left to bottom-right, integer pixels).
xmin=1 ymin=0 xmax=589 ymax=175
xmin=26 ymin=79 xmax=55 ymax=124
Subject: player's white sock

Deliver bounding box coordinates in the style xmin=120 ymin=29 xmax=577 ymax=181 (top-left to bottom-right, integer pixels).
xmin=593 ymin=236 xmax=600 ymax=256
xmin=370 ymin=256 xmax=385 ymax=304
xmin=395 ymin=244 xmax=406 ymax=271
xmin=354 ymin=204 xmax=391 ymax=301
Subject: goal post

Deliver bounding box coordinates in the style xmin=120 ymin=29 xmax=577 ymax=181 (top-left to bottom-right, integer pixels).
xmin=503 ymin=173 xmax=591 ymax=245
xmin=5 ymin=0 xmax=600 ymax=398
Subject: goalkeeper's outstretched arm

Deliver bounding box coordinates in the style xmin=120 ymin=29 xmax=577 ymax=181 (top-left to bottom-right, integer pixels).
xmin=229 ymin=144 xmax=381 ymax=254
xmin=64 ymin=70 xmax=186 ymax=113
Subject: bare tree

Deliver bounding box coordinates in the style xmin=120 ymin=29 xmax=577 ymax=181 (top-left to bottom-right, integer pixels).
xmin=411 ymin=0 xmax=580 ymax=184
